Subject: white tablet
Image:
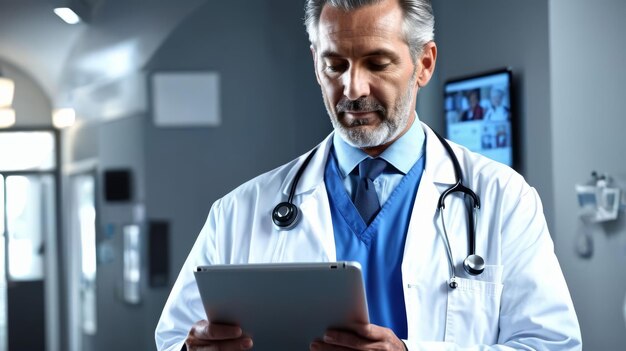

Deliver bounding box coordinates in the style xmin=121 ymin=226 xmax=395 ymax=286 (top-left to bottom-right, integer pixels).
xmin=194 ymin=261 xmax=369 ymax=350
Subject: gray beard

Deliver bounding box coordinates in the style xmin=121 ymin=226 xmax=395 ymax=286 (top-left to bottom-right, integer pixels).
xmin=323 ymin=75 xmax=417 ymax=148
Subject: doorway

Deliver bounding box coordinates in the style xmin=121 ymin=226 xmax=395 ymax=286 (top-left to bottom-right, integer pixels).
xmin=0 ymin=130 xmax=59 ymax=351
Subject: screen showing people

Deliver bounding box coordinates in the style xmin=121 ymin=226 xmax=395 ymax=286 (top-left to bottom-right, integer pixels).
xmin=445 ymin=70 xmax=513 ymax=167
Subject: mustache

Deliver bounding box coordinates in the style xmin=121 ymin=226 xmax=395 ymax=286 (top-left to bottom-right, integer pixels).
xmin=336 ymin=97 xmax=386 ymax=114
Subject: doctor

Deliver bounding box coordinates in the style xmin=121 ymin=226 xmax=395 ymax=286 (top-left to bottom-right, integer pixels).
xmin=156 ymin=0 xmax=582 ymax=350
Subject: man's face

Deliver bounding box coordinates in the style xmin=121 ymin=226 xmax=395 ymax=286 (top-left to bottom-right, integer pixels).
xmin=470 ymin=92 xmax=478 ymax=107
xmin=490 ymin=90 xmax=503 ymax=107
xmin=312 ymin=0 xmax=424 ymax=149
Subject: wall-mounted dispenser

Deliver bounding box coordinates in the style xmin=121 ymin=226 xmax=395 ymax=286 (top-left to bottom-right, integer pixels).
xmin=574 ymin=172 xmax=626 ymax=259
xmin=576 ymin=172 xmax=622 ymax=223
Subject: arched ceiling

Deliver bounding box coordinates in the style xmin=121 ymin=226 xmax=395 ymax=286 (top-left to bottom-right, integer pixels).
xmin=0 ymin=0 xmax=206 ymax=108
xmin=0 ymin=0 xmax=86 ymax=100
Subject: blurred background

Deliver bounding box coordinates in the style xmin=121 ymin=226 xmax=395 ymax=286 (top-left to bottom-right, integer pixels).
xmin=0 ymin=0 xmax=625 ymax=350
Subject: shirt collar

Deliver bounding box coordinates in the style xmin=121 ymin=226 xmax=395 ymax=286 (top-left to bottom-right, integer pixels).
xmin=332 ymin=112 xmax=425 ymax=177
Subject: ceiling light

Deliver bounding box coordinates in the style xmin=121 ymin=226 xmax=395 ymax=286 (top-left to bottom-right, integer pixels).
xmin=54 ymin=7 xmax=81 ymax=24
xmin=0 ymin=108 xmax=16 ymax=128
xmin=0 ymin=77 xmax=15 ymax=107
xmin=52 ymin=108 xmax=76 ymax=129
xmin=54 ymin=0 xmax=92 ymax=24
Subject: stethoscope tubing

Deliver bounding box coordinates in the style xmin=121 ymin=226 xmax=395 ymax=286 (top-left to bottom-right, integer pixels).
xmin=273 ymin=130 xmax=486 ymax=285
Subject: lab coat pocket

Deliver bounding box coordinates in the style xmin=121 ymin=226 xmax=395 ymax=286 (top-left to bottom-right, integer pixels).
xmin=444 ymin=271 xmax=503 ymax=346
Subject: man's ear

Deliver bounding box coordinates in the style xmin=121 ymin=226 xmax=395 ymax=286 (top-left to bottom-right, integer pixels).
xmin=416 ymin=41 xmax=437 ymax=88
xmin=311 ymin=45 xmax=321 ymax=85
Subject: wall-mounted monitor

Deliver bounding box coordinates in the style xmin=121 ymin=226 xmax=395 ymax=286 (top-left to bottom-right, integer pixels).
xmin=444 ymin=68 xmax=516 ymax=169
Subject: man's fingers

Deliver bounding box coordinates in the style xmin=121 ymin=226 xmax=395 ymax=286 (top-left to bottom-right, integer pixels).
xmin=312 ymin=339 xmax=391 ymax=351
xmin=349 ymin=323 xmax=389 ymax=340
xmin=310 ymin=340 xmax=353 ymax=351
xmin=188 ymin=337 xmax=253 ymax=351
xmin=191 ymin=320 xmax=243 ymax=341
xmin=322 ymin=330 xmax=395 ymax=350
xmin=317 ymin=325 xmax=403 ymax=350
xmin=323 ymin=330 xmax=369 ymax=348
xmin=185 ymin=320 xmax=254 ymax=351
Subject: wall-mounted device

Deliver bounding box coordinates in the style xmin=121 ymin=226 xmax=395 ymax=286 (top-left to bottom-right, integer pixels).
xmin=574 ymin=171 xmax=625 ymax=259
xmin=103 ymin=169 xmax=132 ymax=202
xmin=444 ymin=68 xmax=517 ymax=169
xmin=576 ymin=172 xmax=621 ymax=223
xmin=148 ymin=220 xmax=169 ymax=287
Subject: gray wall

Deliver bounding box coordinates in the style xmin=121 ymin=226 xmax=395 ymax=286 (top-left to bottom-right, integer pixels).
xmin=550 ymin=0 xmax=626 ymax=349
xmin=142 ymin=1 xmax=329 ymax=344
xmin=425 ymin=0 xmax=554 ymax=227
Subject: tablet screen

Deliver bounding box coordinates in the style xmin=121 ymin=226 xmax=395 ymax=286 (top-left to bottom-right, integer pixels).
xmin=194 ymin=262 xmax=368 ymax=350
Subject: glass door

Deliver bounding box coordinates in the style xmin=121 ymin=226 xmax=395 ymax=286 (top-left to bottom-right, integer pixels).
xmin=0 ymin=130 xmax=58 ymax=351
xmin=4 ymin=174 xmax=54 ymax=350
xmin=5 ymin=175 xmax=51 ymax=282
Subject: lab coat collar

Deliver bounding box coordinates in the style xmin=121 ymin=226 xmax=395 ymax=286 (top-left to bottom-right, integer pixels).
xmin=422 ymin=123 xmax=457 ymax=186
xmin=280 ymin=123 xmax=456 ymax=196
xmin=280 ymin=133 xmax=334 ymax=197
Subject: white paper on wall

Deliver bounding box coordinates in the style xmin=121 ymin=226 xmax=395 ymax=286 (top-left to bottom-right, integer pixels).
xmin=152 ymin=71 xmax=221 ymax=127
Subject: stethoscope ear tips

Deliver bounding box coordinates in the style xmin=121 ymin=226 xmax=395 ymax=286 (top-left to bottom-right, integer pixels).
xmin=463 ymin=254 xmax=485 ymax=275
xmin=272 ymin=202 xmax=300 ymax=229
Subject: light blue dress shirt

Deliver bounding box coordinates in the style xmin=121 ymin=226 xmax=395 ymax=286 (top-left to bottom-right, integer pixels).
xmin=332 ymin=114 xmax=426 ymax=204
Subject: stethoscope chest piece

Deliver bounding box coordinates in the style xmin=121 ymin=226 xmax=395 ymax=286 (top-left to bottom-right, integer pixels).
xmin=463 ymin=254 xmax=485 ymax=275
xmin=271 ymin=147 xmax=318 ymax=231
xmin=272 ymin=202 xmax=300 ymax=229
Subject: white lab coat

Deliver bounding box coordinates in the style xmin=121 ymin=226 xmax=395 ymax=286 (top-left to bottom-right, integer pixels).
xmin=155 ymin=124 xmax=581 ymax=351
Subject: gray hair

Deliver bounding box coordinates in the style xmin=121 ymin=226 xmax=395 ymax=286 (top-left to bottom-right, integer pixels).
xmin=304 ymin=0 xmax=435 ymax=61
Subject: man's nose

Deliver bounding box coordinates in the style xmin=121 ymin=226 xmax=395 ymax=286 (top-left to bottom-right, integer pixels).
xmin=343 ymin=68 xmax=370 ymax=100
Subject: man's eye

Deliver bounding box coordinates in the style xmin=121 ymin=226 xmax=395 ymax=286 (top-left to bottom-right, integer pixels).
xmin=324 ymin=61 xmax=347 ymax=73
xmin=325 ymin=65 xmax=346 ymax=73
xmin=368 ymin=61 xmax=391 ymax=71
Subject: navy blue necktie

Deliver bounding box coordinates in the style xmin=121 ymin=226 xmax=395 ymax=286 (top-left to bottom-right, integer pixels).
xmin=354 ymin=158 xmax=387 ymax=224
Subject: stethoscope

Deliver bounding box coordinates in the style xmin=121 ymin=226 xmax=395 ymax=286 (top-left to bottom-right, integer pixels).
xmin=431 ymin=130 xmax=485 ymax=288
xmin=271 ymin=131 xmax=485 ymax=289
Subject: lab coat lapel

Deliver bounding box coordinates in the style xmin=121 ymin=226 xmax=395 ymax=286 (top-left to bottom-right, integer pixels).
xmin=277 ymin=134 xmax=336 ymax=262
xmin=279 ymin=134 xmax=333 ymax=197
xmin=423 ymin=124 xmax=456 ymax=186
xmin=404 ymin=124 xmax=457 ymax=261
xmin=402 ymin=124 xmax=459 ymax=341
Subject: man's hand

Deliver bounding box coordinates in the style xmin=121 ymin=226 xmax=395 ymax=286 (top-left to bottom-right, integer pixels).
xmin=310 ymin=324 xmax=407 ymax=351
xmin=185 ymin=320 xmax=253 ymax=351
